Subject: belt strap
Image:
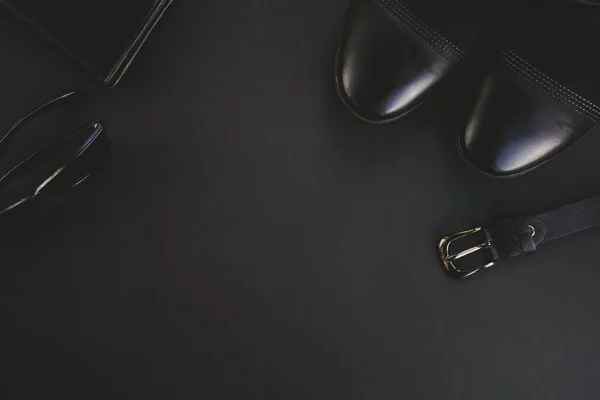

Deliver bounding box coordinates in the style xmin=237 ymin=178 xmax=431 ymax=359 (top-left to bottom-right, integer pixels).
xmin=439 ymin=195 xmax=600 ymax=279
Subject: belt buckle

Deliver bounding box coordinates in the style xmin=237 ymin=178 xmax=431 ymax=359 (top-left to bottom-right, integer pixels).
xmin=439 ymin=227 xmax=495 ymax=279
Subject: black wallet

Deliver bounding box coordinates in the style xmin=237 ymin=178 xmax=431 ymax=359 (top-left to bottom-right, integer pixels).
xmin=0 ymin=0 xmax=173 ymax=86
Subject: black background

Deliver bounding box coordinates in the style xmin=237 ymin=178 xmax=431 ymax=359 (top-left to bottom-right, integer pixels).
xmin=2 ymin=1 xmax=600 ymax=398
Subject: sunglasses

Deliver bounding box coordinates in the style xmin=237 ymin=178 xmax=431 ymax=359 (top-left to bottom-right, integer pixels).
xmin=0 ymin=92 xmax=110 ymax=224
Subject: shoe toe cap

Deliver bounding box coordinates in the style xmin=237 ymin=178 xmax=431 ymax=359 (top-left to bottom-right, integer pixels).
xmin=335 ymin=0 xmax=453 ymax=122
xmin=458 ymin=68 xmax=594 ymax=177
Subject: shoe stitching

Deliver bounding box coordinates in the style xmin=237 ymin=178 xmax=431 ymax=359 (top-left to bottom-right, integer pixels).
xmin=505 ymin=49 xmax=600 ymax=114
xmin=503 ymin=56 xmax=597 ymax=121
xmin=501 ymin=48 xmax=600 ymax=122
xmin=374 ymin=0 xmax=466 ymax=64
xmin=502 ymin=59 xmax=600 ymax=122
xmin=377 ymin=0 xmax=461 ymax=61
xmin=503 ymin=56 xmax=599 ymax=122
xmin=376 ymin=0 xmax=465 ymax=63
xmin=388 ymin=1 xmax=465 ymax=59
xmin=502 ymin=49 xmax=600 ymax=121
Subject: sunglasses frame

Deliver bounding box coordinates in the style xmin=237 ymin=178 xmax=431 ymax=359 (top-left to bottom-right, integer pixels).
xmin=0 ymin=92 xmax=109 ymax=217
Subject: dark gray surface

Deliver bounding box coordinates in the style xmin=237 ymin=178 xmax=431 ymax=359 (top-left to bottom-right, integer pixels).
xmin=2 ymin=1 xmax=600 ymax=398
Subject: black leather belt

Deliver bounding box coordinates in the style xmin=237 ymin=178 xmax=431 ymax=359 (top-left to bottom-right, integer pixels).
xmin=439 ymin=194 xmax=600 ymax=278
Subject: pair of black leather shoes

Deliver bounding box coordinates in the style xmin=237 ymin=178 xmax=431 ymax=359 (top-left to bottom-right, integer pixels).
xmin=336 ymin=0 xmax=600 ymax=177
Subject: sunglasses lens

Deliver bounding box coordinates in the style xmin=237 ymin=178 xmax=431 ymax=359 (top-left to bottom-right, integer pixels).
xmin=0 ymin=121 xmax=108 ymax=214
xmin=42 ymin=121 xmax=109 ymax=194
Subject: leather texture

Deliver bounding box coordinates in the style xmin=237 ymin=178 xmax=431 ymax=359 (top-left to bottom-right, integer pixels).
xmin=458 ymin=3 xmax=600 ymax=177
xmin=0 ymin=0 xmax=174 ymax=86
xmin=335 ymin=0 xmax=498 ymax=123
xmin=484 ymin=193 xmax=600 ymax=261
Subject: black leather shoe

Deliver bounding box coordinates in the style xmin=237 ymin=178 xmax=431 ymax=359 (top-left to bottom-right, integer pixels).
xmin=458 ymin=1 xmax=600 ymax=177
xmin=335 ymin=0 xmax=498 ymax=123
